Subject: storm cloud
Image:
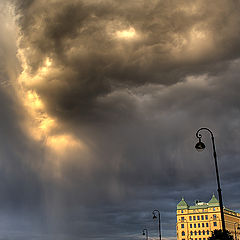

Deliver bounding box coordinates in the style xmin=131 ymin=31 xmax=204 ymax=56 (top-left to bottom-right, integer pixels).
xmin=14 ymin=0 xmax=240 ymax=122
xmin=0 ymin=0 xmax=240 ymax=239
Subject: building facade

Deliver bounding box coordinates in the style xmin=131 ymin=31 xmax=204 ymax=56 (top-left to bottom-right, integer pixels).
xmin=176 ymin=194 xmax=240 ymax=240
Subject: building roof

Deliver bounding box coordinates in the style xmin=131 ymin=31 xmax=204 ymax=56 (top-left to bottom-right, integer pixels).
xmin=189 ymin=203 xmax=208 ymax=209
xmin=177 ymin=197 xmax=189 ymax=210
xmin=208 ymin=194 xmax=220 ymax=207
xmin=177 ymin=195 xmax=240 ymax=217
xmin=177 ymin=194 xmax=220 ymax=210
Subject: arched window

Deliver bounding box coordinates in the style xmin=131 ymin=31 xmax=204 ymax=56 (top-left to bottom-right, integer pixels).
xmin=207 ymin=230 xmax=210 ymax=235
xmin=190 ymin=231 xmax=193 ymax=235
xmin=195 ymin=231 xmax=197 ymax=235
xmin=203 ymin=230 xmax=205 ymax=235
xmin=182 ymin=231 xmax=185 ymax=236
xmin=199 ymin=230 xmax=201 ymax=235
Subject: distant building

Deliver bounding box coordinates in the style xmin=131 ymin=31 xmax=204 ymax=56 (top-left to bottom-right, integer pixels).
xmin=176 ymin=194 xmax=240 ymax=240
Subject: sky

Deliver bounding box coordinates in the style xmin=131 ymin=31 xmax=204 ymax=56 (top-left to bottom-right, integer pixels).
xmin=1 ymin=0 xmax=240 ymax=239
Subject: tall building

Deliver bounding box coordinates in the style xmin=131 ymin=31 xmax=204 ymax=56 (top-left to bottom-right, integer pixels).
xmin=176 ymin=194 xmax=240 ymax=240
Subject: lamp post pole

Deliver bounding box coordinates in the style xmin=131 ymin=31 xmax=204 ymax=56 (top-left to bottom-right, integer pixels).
xmin=195 ymin=127 xmax=226 ymax=233
xmin=152 ymin=209 xmax=161 ymax=240
xmin=234 ymin=223 xmax=240 ymax=240
xmin=142 ymin=228 xmax=148 ymax=240
xmin=234 ymin=223 xmax=237 ymax=240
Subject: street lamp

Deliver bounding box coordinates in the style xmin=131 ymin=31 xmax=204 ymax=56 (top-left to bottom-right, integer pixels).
xmin=152 ymin=209 xmax=161 ymax=240
xmin=195 ymin=127 xmax=226 ymax=233
xmin=142 ymin=228 xmax=148 ymax=240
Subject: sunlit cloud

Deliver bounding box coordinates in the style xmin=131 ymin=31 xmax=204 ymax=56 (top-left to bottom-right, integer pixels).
xmin=41 ymin=57 xmax=52 ymax=73
xmin=18 ymin=54 xmax=53 ymax=86
xmin=17 ymin=52 xmax=81 ymax=155
xmin=187 ymin=27 xmax=211 ymax=53
xmin=26 ymin=90 xmax=44 ymax=110
xmin=46 ymin=134 xmax=85 ymax=154
xmin=170 ymin=26 xmax=213 ymax=60
xmin=116 ymin=27 xmax=137 ymax=39
xmin=21 ymin=89 xmax=57 ymax=141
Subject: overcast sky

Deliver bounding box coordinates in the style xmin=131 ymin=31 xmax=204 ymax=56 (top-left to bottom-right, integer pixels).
xmin=1 ymin=0 xmax=240 ymax=239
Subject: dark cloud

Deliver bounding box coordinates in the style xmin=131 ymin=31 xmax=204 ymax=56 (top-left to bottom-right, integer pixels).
xmin=14 ymin=0 xmax=240 ymax=124
xmin=0 ymin=0 xmax=240 ymax=239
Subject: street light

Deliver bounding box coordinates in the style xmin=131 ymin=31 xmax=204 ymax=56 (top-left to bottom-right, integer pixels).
xmin=152 ymin=209 xmax=161 ymax=240
xmin=195 ymin=127 xmax=226 ymax=233
xmin=142 ymin=228 xmax=148 ymax=240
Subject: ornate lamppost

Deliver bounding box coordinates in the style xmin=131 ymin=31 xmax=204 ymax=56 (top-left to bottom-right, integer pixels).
xmin=195 ymin=127 xmax=226 ymax=233
xmin=152 ymin=209 xmax=161 ymax=240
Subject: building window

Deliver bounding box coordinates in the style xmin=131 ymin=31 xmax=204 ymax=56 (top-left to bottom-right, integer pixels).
xmin=203 ymin=238 xmax=206 ymax=240
xmin=213 ymin=214 xmax=216 ymax=219
xmin=203 ymin=230 xmax=205 ymax=235
xmin=198 ymin=223 xmax=200 ymax=228
xmin=205 ymin=215 xmax=208 ymax=220
xmin=194 ymin=231 xmax=197 ymax=235
xmin=201 ymin=215 xmax=204 ymax=220
xmin=181 ymin=217 xmax=185 ymax=221
xmin=207 ymin=231 xmax=209 ymax=235
xmin=197 ymin=216 xmax=200 ymax=220
xmin=182 ymin=231 xmax=185 ymax=236
xmin=190 ymin=216 xmax=192 ymax=221
xmin=202 ymin=223 xmax=204 ymax=227
xmin=190 ymin=224 xmax=192 ymax=228
xmin=199 ymin=238 xmax=202 ymax=240
xmin=182 ymin=210 xmax=184 ymax=213
xmin=182 ymin=224 xmax=184 ymax=228
xmin=213 ymin=208 xmax=215 ymax=211
xmin=191 ymin=231 xmax=193 ymax=235
xmin=194 ymin=224 xmax=196 ymax=228
xmin=199 ymin=230 xmax=201 ymax=235
xmin=206 ymin=223 xmax=208 ymax=227
xmin=193 ymin=216 xmax=196 ymax=220
xmin=213 ymin=222 xmax=217 ymax=226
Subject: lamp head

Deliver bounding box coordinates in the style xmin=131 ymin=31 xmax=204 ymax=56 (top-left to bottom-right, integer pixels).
xmin=153 ymin=214 xmax=157 ymax=219
xmin=195 ymin=138 xmax=205 ymax=152
xmin=142 ymin=231 xmax=145 ymax=236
